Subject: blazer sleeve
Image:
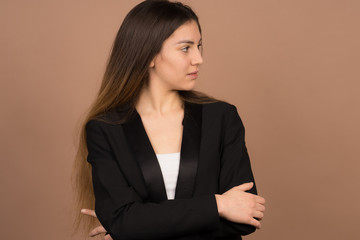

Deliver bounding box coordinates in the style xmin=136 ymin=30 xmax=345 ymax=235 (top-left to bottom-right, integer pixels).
xmin=85 ymin=120 xmax=220 ymax=240
xmin=213 ymin=104 xmax=258 ymax=238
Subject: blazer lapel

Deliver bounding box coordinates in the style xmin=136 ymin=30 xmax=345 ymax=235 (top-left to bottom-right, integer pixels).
xmin=122 ymin=101 xmax=202 ymax=202
xmin=175 ymin=101 xmax=202 ymax=199
xmin=122 ymin=110 xmax=167 ymax=203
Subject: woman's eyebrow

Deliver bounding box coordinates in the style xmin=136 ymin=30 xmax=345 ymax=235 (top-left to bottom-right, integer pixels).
xmin=175 ymin=39 xmax=202 ymax=45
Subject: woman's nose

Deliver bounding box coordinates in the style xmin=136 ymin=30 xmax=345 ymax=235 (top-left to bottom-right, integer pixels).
xmin=191 ymin=49 xmax=203 ymax=65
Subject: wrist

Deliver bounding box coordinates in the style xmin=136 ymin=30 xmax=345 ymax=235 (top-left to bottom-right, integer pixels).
xmin=215 ymin=194 xmax=224 ymax=217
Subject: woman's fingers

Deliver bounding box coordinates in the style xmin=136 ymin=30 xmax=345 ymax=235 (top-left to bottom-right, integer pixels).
xmin=253 ymin=210 xmax=264 ymax=220
xmin=236 ymin=182 xmax=254 ymax=191
xmin=233 ymin=184 xmax=265 ymax=205
xmin=81 ymin=209 xmax=96 ymax=218
xmin=249 ymin=218 xmax=261 ymax=229
xmin=218 ymin=184 xmax=266 ymax=227
xmin=80 ymin=209 xmax=110 ymax=239
xmin=256 ymin=203 xmax=266 ymax=212
xmin=89 ymin=225 xmax=106 ymax=237
xmin=104 ymin=234 xmax=113 ymax=240
xmin=255 ymin=195 xmax=266 ymax=204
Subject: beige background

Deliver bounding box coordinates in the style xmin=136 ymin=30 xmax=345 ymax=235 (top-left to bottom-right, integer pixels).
xmin=1 ymin=0 xmax=359 ymax=239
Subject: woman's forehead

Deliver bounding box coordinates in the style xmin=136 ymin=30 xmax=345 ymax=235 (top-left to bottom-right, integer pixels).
xmin=166 ymin=21 xmax=202 ymax=45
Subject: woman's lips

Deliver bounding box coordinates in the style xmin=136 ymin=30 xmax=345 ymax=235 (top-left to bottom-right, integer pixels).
xmin=187 ymin=71 xmax=199 ymax=79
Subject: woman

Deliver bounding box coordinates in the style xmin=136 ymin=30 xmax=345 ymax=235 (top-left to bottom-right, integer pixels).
xmin=73 ymin=1 xmax=265 ymax=239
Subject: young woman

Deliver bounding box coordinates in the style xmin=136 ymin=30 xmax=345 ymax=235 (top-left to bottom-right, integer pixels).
xmin=73 ymin=1 xmax=265 ymax=239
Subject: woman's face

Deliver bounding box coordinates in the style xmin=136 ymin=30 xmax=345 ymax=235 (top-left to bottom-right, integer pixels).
xmin=149 ymin=20 xmax=203 ymax=91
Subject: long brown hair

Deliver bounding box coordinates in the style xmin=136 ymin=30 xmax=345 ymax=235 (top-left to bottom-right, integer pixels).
xmin=72 ymin=0 xmax=219 ymax=237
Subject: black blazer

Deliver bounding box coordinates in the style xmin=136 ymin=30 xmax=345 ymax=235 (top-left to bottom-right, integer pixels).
xmin=85 ymin=100 xmax=258 ymax=240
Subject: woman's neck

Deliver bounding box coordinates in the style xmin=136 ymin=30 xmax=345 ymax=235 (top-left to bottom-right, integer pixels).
xmin=136 ymin=86 xmax=183 ymax=117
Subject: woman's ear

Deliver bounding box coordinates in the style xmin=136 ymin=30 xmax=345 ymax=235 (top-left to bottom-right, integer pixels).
xmin=149 ymin=55 xmax=157 ymax=68
xmin=149 ymin=60 xmax=155 ymax=68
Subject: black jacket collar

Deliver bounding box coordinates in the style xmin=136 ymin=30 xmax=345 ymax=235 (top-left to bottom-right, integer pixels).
xmin=122 ymin=101 xmax=202 ymax=202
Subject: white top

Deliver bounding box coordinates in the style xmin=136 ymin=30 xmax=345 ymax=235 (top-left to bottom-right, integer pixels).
xmin=155 ymin=152 xmax=180 ymax=200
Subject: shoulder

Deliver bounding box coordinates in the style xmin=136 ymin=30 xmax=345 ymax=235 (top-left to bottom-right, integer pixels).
xmin=202 ymin=100 xmax=238 ymax=116
xmin=87 ymin=104 xmax=133 ymax=128
xmin=201 ymin=100 xmax=245 ymax=132
xmin=85 ymin=112 xmax=130 ymax=138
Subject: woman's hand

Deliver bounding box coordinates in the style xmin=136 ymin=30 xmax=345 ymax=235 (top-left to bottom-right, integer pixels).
xmin=81 ymin=209 xmax=113 ymax=240
xmin=215 ymin=182 xmax=265 ymax=229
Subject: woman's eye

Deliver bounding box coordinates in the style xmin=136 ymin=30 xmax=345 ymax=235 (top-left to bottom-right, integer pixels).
xmin=181 ymin=46 xmax=190 ymax=52
xmin=197 ymin=43 xmax=202 ymax=49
